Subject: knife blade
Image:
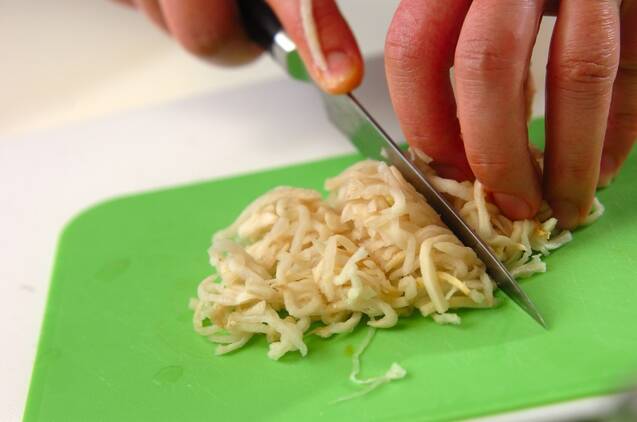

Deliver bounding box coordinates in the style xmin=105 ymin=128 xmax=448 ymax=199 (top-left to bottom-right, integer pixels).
xmin=323 ymin=92 xmax=546 ymax=328
xmin=237 ymin=0 xmax=546 ymax=328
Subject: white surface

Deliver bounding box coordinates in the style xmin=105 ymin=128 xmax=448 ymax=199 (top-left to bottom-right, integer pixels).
xmin=0 ymin=0 xmax=395 ymax=137
xmin=2 ymin=1 xmax=611 ymax=420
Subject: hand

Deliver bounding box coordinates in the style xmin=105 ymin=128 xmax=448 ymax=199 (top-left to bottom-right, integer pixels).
xmin=114 ymin=0 xmax=363 ymax=94
xmin=385 ymin=0 xmax=637 ymax=228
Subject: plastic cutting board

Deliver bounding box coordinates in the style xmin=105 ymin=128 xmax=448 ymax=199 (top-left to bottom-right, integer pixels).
xmin=24 ymin=120 xmax=637 ymax=421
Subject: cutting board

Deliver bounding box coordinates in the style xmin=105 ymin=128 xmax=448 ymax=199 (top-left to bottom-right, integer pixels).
xmin=24 ymin=120 xmax=637 ymax=421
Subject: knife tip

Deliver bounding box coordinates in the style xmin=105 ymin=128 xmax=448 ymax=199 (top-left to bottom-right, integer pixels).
xmin=523 ymin=299 xmax=548 ymax=329
xmin=533 ymin=312 xmax=548 ymax=329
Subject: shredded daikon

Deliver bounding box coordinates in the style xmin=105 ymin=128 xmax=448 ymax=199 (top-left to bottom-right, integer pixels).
xmin=432 ymin=313 xmax=461 ymax=325
xmin=300 ymin=0 xmax=327 ymax=72
xmin=583 ymin=197 xmax=605 ymax=225
xmin=191 ymin=157 xmax=602 ymax=359
xmin=332 ymin=328 xmax=406 ymax=403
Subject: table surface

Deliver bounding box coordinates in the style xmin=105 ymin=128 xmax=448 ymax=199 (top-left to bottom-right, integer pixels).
xmin=1 ymin=1 xmax=622 ymax=420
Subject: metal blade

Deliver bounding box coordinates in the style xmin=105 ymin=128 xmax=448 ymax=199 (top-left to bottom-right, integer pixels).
xmin=322 ymin=92 xmax=547 ymax=328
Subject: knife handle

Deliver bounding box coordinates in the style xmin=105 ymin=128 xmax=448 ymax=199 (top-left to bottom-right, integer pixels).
xmin=237 ymin=0 xmax=310 ymax=81
xmin=237 ymin=0 xmax=281 ymax=51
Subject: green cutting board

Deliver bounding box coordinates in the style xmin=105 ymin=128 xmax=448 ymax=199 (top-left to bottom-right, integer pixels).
xmin=25 ymin=120 xmax=637 ymax=421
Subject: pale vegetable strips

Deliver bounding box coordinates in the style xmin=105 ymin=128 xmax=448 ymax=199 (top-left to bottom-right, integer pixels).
xmin=419 ymin=236 xmax=449 ymax=313
xmin=300 ymin=0 xmax=328 ymax=72
xmin=192 ymin=154 xmax=600 ymax=359
xmin=348 ymin=328 xmax=376 ymax=385
xmin=432 ymin=313 xmax=461 ymax=325
xmin=331 ymin=328 xmax=406 ymax=404
xmin=583 ymin=197 xmax=605 ymax=225
xmin=332 ymin=363 xmax=407 ymax=404
xmin=474 ymin=181 xmax=493 ymax=239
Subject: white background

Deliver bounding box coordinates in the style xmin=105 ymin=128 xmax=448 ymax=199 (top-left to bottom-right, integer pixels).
xmin=1 ymin=1 xmax=621 ymax=421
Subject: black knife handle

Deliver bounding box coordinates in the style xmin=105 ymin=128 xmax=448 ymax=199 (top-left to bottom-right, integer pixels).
xmin=237 ymin=0 xmax=309 ymax=81
xmin=237 ymin=0 xmax=282 ymax=51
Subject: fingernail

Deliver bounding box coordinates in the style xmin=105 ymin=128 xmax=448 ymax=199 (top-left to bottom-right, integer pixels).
xmin=551 ymin=200 xmax=580 ymax=229
xmin=326 ymin=50 xmax=352 ymax=76
xmin=493 ymin=193 xmax=533 ymax=220
xmin=321 ymin=50 xmax=361 ymax=94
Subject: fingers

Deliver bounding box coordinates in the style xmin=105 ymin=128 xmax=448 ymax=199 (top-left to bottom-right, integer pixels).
xmin=122 ymin=0 xmax=362 ymax=90
xmin=267 ymin=0 xmax=363 ymax=94
xmin=159 ymin=0 xmax=260 ymax=65
xmin=545 ymin=0 xmax=620 ymax=228
xmin=599 ymin=0 xmax=637 ymax=186
xmin=385 ymin=0 xmax=473 ymax=181
xmin=454 ymin=0 xmax=544 ymax=220
xmin=133 ymin=0 xmax=167 ymax=30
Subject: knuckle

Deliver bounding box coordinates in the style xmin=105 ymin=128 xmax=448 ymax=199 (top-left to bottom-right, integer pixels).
xmin=455 ymin=38 xmax=523 ymax=81
xmin=559 ymin=53 xmax=617 ymax=85
xmin=559 ymin=153 xmax=599 ymax=183
xmin=385 ymin=21 xmax=423 ymax=64
xmin=554 ymin=50 xmax=618 ymax=88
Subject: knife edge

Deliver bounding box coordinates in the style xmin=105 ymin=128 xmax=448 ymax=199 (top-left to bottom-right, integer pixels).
xmin=322 ymin=92 xmax=547 ymax=328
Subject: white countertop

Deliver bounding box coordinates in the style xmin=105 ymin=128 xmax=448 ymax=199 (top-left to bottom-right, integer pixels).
xmin=1 ymin=1 xmax=621 ymax=420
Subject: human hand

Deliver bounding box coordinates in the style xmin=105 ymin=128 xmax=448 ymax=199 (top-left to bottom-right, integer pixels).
xmin=114 ymin=0 xmax=363 ymax=94
xmin=385 ymin=0 xmax=636 ymax=228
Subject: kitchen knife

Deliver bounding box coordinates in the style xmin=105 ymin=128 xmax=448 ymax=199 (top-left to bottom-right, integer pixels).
xmin=237 ymin=0 xmax=546 ymax=328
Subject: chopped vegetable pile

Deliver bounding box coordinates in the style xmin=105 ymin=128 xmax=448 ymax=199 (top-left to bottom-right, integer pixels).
xmin=190 ymin=157 xmax=603 ymax=359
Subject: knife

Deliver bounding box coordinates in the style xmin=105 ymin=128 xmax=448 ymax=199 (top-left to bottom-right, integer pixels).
xmin=237 ymin=0 xmax=546 ymax=328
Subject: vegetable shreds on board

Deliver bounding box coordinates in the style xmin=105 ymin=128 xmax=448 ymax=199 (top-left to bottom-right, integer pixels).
xmin=191 ymin=156 xmax=599 ymax=359
xmin=332 ymin=328 xmax=406 ymax=404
